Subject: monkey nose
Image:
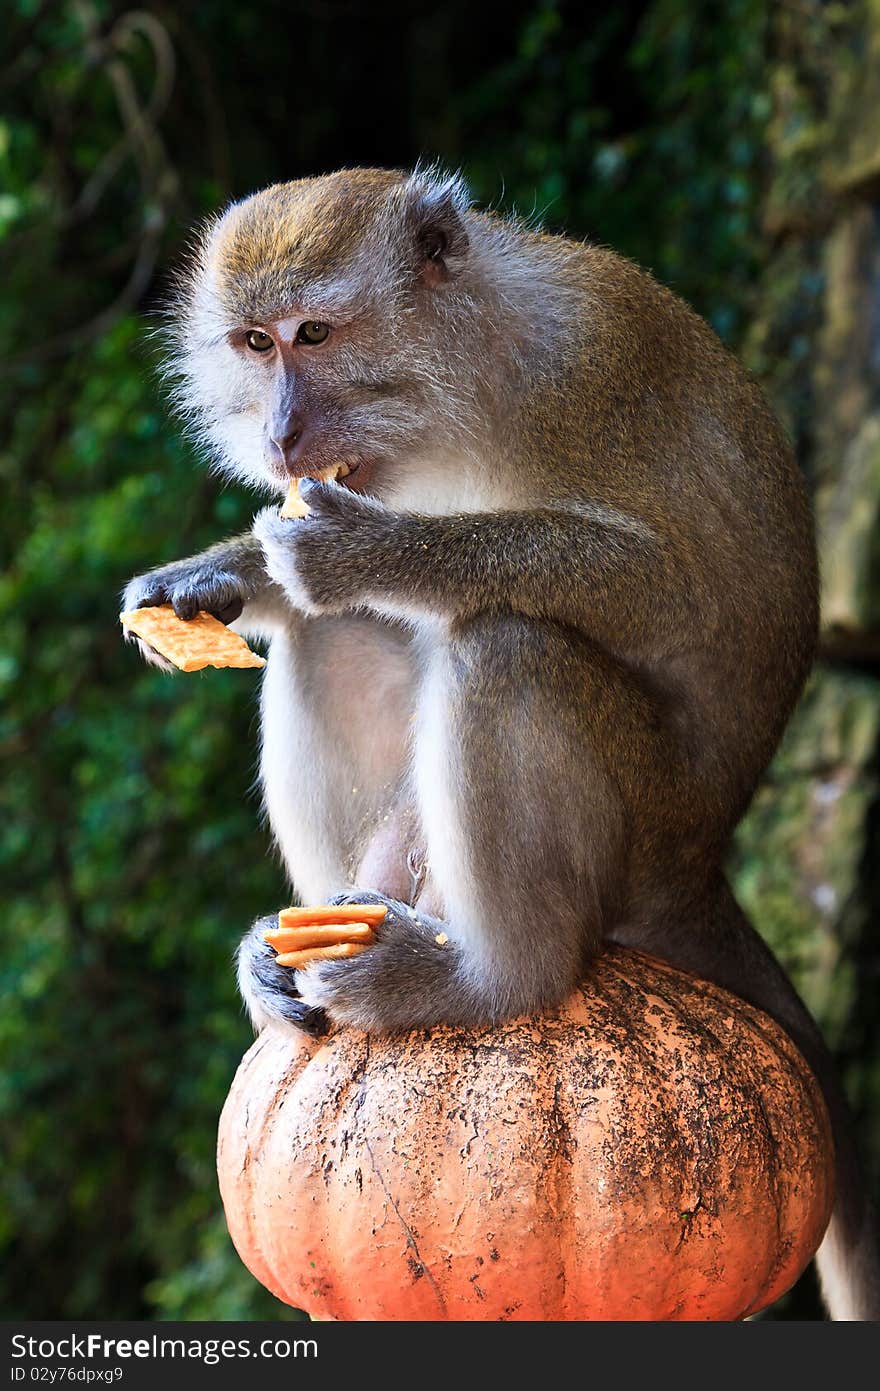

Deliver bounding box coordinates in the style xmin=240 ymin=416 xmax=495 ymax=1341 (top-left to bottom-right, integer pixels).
xmin=269 ymin=422 xmax=305 ymax=469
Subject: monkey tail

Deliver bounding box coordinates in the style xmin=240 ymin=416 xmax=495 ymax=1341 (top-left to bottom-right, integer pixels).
xmin=813 ymin=1075 xmax=880 ymax=1320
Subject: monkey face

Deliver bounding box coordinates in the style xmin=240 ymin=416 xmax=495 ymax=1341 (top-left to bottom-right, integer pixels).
xmin=213 ymin=306 xmax=433 ymax=502
xmin=164 ymin=168 xmax=522 ymax=513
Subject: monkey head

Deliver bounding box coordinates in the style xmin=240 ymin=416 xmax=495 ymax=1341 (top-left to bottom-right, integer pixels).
xmin=166 ymin=167 xmax=537 ymax=510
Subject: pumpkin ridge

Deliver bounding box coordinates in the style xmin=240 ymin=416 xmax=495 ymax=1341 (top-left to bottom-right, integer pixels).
xmin=640 ymin=971 xmax=799 ymax=1316
xmin=358 ymin=1043 xmax=448 ymax=1318
xmin=542 ymin=1068 xmax=575 ymax=1317
xmin=744 ymin=1086 xmax=785 ymax=1314
xmin=315 ymin=1032 xmax=374 ymax=1319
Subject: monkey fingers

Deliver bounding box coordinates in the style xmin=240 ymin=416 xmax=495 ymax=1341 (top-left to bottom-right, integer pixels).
xmin=264 ymin=922 xmax=377 ymax=952
xmin=274 ymin=942 xmax=370 ymax=970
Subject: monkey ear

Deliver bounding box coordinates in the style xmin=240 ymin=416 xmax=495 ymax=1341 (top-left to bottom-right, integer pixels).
xmin=400 ymin=170 xmax=471 ymax=287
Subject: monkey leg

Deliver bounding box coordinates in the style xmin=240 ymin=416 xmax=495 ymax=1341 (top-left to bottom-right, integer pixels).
xmin=239 ymin=611 xmax=421 ymax=1036
xmin=286 ymin=615 xmax=637 ymax=1031
xmin=614 ymin=881 xmax=880 ymax=1322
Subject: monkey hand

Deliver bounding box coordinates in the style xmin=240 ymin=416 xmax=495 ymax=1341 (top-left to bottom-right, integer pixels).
xmin=236 ymin=914 xmax=330 ymax=1038
xmin=238 ymin=894 xmax=460 ymax=1033
xmin=121 ymin=555 xmax=248 ymax=671
xmin=291 ymin=892 xmax=461 ymax=1032
xmin=252 ymin=479 xmax=397 ymax=616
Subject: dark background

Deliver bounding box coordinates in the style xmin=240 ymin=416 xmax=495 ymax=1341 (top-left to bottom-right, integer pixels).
xmin=2 ymin=0 xmax=879 ymax=1320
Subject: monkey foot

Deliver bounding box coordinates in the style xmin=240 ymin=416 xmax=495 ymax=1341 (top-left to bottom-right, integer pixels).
xmin=263 ymin=902 xmax=387 ymax=970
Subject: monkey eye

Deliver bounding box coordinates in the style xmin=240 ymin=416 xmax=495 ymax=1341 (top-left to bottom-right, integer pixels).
xmin=296 ymin=321 xmax=330 ymax=345
xmin=244 ymin=329 xmax=275 ymax=353
xmin=243 ymin=328 xmax=275 ymax=353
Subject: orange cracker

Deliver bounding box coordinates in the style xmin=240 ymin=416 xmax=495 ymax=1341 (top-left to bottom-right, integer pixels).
xmin=275 ymin=942 xmax=370 ymax=969
xmin=264 ymin=923 xmax=377 ymax=952
xmin=279 ymin=464 xmax=346 ymax=518
xmin=120 ymin=606 xmax=266 ymax=671
xmin=279 ymin=482 xmax=310 ymax=518
xmin=278 ymin=904 xmax=388 ymax=928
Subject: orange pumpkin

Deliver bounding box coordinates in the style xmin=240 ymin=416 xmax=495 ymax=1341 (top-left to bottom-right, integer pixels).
xmin=217 ymin=947 xmax=834 ymax=1321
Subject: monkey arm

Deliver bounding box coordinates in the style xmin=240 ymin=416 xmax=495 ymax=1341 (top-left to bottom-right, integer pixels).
xmin=121 ymin=531 xmax=290 ymax=651
xmin=253 ymin=482 xmax=699 ymax=654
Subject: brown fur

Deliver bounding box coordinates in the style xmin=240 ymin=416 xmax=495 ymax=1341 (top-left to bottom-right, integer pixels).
xmin=125 ymin=167 xmax=875 ymax=1318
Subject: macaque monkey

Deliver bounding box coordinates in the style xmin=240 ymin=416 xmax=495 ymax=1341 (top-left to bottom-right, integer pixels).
xmin=123 ymin=167 xmax=878 ymax=1318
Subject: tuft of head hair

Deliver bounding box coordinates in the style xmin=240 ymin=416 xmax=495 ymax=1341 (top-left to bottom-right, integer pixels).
xmin=192 ymin=166 xmax=472 ymax=324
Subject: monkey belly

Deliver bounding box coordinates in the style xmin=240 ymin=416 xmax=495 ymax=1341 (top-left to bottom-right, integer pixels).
xmin=353 ymin=799 xmax=443 ymax=909
xmin=259 ymin=613 xmax=421 ymax=900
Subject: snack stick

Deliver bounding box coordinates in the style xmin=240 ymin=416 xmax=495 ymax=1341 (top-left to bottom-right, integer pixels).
xmin=278 ymin=903 xmax=388 ymax=928
xmin=275 ymin=942 xmax=369 ymax=969
xmin=279 ymin=464 xmax=345 ymax=519
xmin=120 ymin=606 xmax=265 ymax=671
xmin=264 ymin=923 xmax=377 ymax=951
xmin=279 ymin=484 xmax=310 ymax=519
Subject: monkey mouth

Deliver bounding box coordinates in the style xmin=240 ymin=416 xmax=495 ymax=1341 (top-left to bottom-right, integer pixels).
xmin=335 ymin=459 xmax=369 ymax=489
xmin=273 ymin=455 xmax=375 ymax=494
xmin=316 ymin=457 xmax=374 ymax=494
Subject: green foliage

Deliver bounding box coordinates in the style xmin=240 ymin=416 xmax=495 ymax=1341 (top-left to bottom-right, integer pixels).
xmin=2 ymin=0 xmax=875 ymax=1324
xmin=0 ymin=314 xmax=291 ymax=1317
xmin=731 ymin=672 xmax=880 ymax=1039
xmin=454 ymin=0 xmax=770 ymax=340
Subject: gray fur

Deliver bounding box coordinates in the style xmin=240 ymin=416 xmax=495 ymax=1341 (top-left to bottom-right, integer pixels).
xmin=122 ymin=167 xmax=878 ymax=1319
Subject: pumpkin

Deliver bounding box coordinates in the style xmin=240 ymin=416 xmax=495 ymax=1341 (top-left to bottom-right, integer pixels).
xmin=217 ymin=946 xmax=834 ymax=1321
